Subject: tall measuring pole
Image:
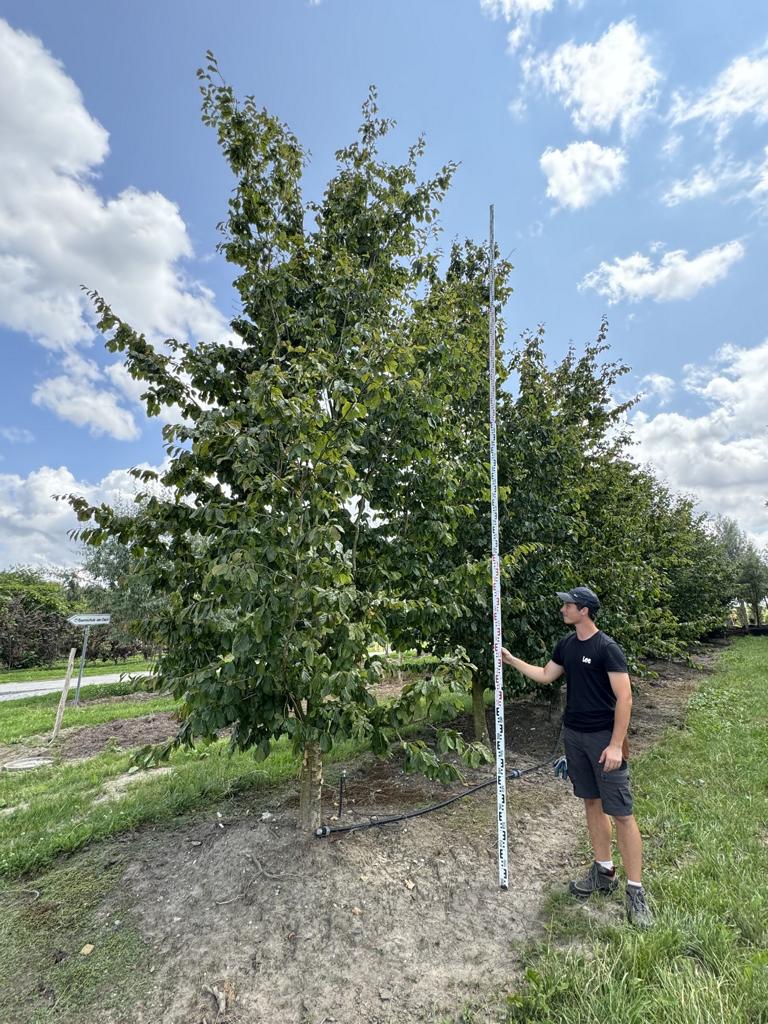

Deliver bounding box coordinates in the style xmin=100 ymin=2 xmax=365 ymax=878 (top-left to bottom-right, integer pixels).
xmin=489 ymin=205 xmax=509 ymax=890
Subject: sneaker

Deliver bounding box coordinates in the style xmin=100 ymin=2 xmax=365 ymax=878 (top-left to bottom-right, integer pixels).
xmin=626 ymin=885 xmax=654 ymax=929
xmin=569 ymin=861 xmax=618 ymax=898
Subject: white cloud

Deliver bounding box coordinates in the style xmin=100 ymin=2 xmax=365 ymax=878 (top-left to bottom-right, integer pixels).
xmin=480 ymin=0 xmax=587 ymax=51
xmin=523 ymin=20 xmax=661 ymax=138
xmin=0 ymin=427 xmax=34 ymax=443
xmin=661 ymin=156 xmax=759 ymax=207
xmin=0 ymin=463 xmax=163 ymax=568
xmin=631 ymin=339 xmax=768 ymax=544
xmin=638 ymin=373 xmax=675 ymax=406
xmin=662 ymin=168 xmax=726 ymax=206
xmin=749 ymin=146 xmax=768 ymax=208
xmin=32 ymin=372 xmax=140 ymax=441
xmin=540 ymin=141 xmax=626 ymax=209
xmin=0 ymin=19 xmax=229 ymax=432
xmin=661 ymin=133 xmax=683 ymax=160
xmin=670 ymin=47 xmax=768 ymax=140
xmin=480 ymin=0 xmax=556 ymax=51
xmin=580 ymin=239 xmax=745 ymax=304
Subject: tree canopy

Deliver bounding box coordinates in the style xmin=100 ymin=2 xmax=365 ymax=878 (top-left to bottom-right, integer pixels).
xmin=67 ymin=63 xmax=748 ymax=825
xmin=70 ymin=67 xmax=495 ymax=826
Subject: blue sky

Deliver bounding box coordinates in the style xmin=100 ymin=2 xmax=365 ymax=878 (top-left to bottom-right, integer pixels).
xmin=1 ymin=0 xmax=768 ymax=566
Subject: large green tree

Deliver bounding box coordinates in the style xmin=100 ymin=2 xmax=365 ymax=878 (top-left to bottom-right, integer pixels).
xmin=76 ymin=503 xmax=165 ymax=657
xmin=738 ymin=543 xmax=768 ymax=625
xmin=711 ymin=516 xmax=768 ymax=627
xmin=69 ymin=67 xmax=489 ymax=828
xmin=432 ymin=322 xmax=636 ymax=738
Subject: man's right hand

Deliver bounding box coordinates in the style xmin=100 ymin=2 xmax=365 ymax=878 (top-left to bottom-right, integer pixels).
xmin=499 ymin=651 xmax=565 ymax=686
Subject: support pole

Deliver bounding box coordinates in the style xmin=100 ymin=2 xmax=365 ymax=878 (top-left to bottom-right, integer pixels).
xmin=73 ymin=626 xmax=89 ymax=708
xmin=489 ymin=204 xmax=509 ymax=890
xmin=50 ymin=647 xmax=76 ymax=744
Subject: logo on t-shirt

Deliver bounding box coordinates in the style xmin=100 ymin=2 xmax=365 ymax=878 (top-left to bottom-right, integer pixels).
xmin=582 ymin=656 xmax=592 ymax=664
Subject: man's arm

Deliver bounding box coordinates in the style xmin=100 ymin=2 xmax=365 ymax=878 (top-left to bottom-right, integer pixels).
xmin=599 ymin=671 xmax=632 ymax=772
xmin=501 ymin=648 xmax=564 ymax=686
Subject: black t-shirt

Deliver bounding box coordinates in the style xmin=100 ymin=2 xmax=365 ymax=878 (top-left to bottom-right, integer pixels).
xmin=551 ymin=630 xmax=628 ymax=732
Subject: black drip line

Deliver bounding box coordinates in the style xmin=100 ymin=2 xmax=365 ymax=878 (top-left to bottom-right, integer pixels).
xmin=315 ymin=718 xmax=565 ymax=839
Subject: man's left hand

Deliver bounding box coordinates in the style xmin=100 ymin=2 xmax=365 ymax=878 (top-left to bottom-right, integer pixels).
xmin=599 ymin=744 xmax=624 ymax=772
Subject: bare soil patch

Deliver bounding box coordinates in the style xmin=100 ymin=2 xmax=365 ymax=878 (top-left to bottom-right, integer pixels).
xmin=76 ymin=691 xmax=159 ymax=707
xmin=56 ymin=712 xmax=179 ymax=761
xmin=11 ymin=647 xmax=719 ymax=1023
xmin=0 ymin=711 xmax=179 ymax=768
xmin=114 ymin=740 xmax=575 ymax=1024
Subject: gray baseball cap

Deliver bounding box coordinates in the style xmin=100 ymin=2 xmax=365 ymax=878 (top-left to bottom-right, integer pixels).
xmin=556 ymin=586 xmax=601 ymax=610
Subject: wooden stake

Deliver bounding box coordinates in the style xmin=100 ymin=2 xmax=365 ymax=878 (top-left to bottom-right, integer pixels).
xmin=50 ymin=647 xmax=76 ymax=744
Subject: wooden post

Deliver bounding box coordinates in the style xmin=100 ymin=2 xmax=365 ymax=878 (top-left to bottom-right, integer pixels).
xmin=50 ymin=647 xmax=77 ymax=744
xmin=73 ymin=626 xmax=90 ymax=707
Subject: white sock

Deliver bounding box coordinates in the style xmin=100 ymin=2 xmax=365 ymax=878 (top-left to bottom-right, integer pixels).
xmin=627 ymin=879 xmax=643 ymax=888
xmin=597 ymin=859 xmax=614 ymax=871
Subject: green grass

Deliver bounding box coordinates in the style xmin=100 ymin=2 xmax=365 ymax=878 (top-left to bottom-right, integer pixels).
xmin=0 ymin=733 xmax=364 ymax=879
xmin=0 ymin=663 xmax=460 ymax=879
xmin=0 ymin=852 xmax=152 ymax=1023
xmin=0 ymin=657 xmax=152 ymax=684
xmin=0 ymin=678 xmax=156 ymax=708
xmin=503 ymin=637 xmax=768 ymax=1024
xmin=381 ymin=652 xmax=442 ymax=674
xmin=0 ymin=691 xmax=178 ymax=745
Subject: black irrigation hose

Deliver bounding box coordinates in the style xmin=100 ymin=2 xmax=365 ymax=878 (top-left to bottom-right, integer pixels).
xmin=315 ymin=719 xmax=565 ymax=839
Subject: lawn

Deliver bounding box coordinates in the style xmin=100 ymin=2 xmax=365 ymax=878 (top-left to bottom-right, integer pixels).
xmin=0 ymin=730 xmax=367 ymax=878
xmin=503 ymin=637 xmax=768 ymax=1024
xmin=0 ymin=689 xmax=177 ymax=745
xmin=0 ymin=656 xmax=153 ymax=684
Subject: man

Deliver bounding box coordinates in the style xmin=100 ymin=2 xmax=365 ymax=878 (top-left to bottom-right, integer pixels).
xmin=501 ymin=586 xmax=653 ymax=928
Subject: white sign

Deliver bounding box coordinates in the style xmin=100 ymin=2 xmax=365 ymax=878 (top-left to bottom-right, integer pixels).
xmin=67 ymin=614 xmax=111 ymax=627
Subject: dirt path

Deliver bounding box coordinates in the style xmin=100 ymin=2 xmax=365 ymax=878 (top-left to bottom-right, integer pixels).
xmin=88 ymin=649 xmax=714 ymax=1024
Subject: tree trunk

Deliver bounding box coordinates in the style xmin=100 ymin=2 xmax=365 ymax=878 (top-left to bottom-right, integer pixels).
xmin=299 ymin=740 xmax=323 ymax=831
xmin=472 ymin=675 xmax=489 ymax=745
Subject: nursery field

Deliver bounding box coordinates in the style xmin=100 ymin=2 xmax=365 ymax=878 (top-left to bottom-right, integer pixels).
xmin=1 ymin=639 xmax=765 ymax=1023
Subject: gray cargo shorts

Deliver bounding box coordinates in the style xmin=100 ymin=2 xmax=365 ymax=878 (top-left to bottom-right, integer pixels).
xmin=564 ymin=726 xmax=634 ymax=817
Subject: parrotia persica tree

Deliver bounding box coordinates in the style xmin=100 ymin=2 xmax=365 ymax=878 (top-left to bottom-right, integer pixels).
xmin=402 ymin=321 xmax=636 ymax=740
xmin=69 ymin=61 xmax=492 ymax=829
xmin=77 ymin=517 xmax=166 ymax=658
xmin=408 ymin=317 xmax=741 ymax=735
xmin=373 ymin=317 xmax=638 ymax=741
xmin=356 ymin=238 xmax=527 ymax=745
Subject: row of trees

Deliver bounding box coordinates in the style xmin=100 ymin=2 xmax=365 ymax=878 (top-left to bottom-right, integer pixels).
xmin=710 ymin=516 xmax=768 ymax=627
xmin=67 ymin=64 xmax=767 ymax=826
